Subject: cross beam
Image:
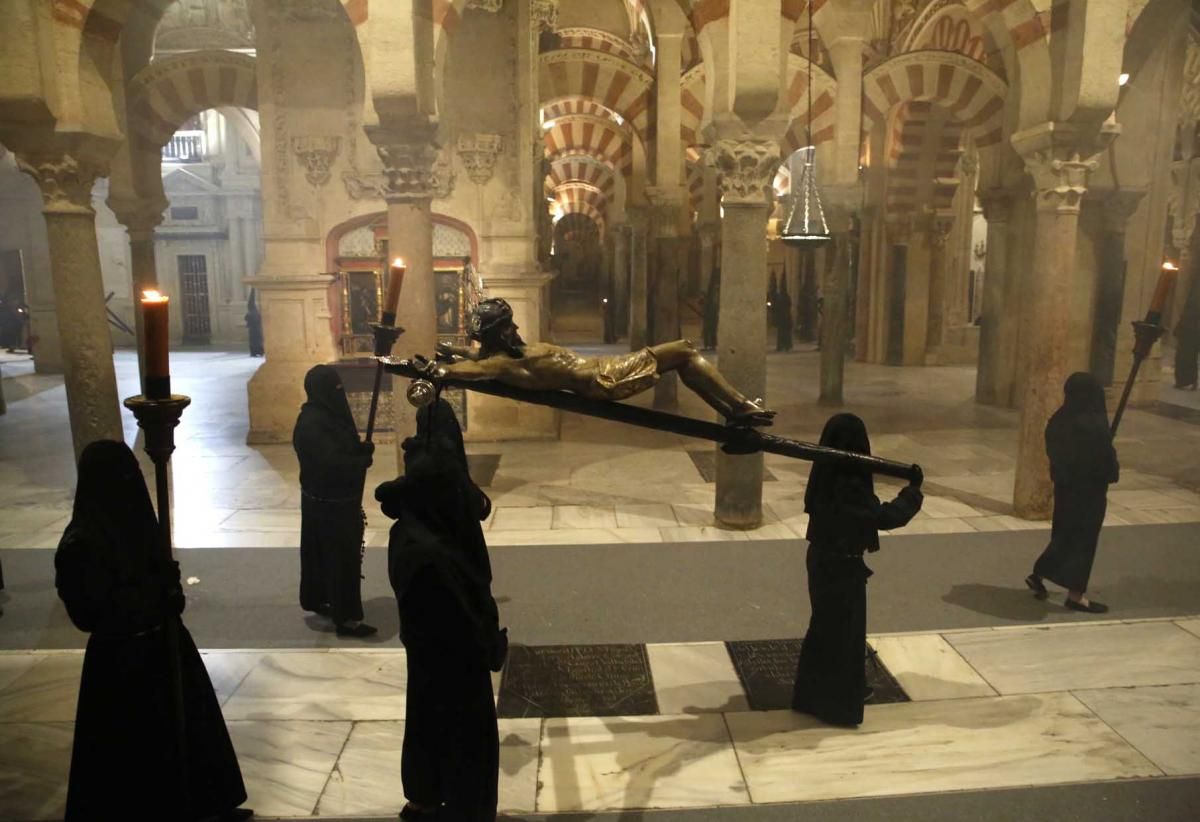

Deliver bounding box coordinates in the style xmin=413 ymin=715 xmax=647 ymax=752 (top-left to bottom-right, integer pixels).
xmin=383 ymin=359 xmax=921 ymax=483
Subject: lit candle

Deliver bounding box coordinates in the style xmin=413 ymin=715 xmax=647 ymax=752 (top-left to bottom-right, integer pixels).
xmin=1147 ymin=261 xmax=1179 ymax=323
xmin=382 ymin=257 xmax=406 ymax=325
xmin=141 ymin=289 xmax=170 ymax=399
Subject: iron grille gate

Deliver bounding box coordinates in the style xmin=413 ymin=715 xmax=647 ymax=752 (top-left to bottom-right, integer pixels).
xmin=177 ymin=254 xmax=211 ymax=344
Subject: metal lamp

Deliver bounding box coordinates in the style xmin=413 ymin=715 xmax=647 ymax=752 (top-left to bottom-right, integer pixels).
xmin=781 ymin=145 xmax=831 ymax=248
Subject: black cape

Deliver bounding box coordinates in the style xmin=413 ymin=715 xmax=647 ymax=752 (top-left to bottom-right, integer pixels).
xmin=1033 ymin=372 xmax=1119 ymax=592
xmin=793 ymin=414 xmax=922 ymax=727
xmin=55 ymin=440 xmax=246 ymax=820
xmin=293 ymin=364 xmax=371 ymax=623
xmin=377 ymin=404 xmax=502 ymax=820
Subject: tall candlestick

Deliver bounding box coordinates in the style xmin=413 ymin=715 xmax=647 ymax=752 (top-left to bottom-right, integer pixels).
xmin=1147 ymin=261 xmax=1179 ymax=323
xmin=141 ymin=289 xmax=171 ymax=399
xmin=383 ymin=257 xmax=406 ymax=324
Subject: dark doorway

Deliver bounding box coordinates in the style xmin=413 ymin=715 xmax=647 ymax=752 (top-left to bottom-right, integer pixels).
xmin=177 ymin=254 xmax=212 ymax=344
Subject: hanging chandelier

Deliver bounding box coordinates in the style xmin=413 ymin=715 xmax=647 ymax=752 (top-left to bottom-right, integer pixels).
xmin=781 ymin=0 xmax=832 ymax=249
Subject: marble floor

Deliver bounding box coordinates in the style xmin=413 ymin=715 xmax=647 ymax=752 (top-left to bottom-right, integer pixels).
xmin=2 ymin=616 xmax=1198 ymax=818
xmin=2 ymin=348 xmax=1200 ymax=552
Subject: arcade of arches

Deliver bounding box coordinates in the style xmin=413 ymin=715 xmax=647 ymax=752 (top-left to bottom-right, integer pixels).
xmin=2 ymin=0 xmax=1200 ymax=531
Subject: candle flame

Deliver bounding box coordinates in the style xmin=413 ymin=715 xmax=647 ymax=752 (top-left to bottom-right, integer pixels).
xmin=142 ymin=289 xmax=168 ymax=303
xmin=392 ymin=257 xmax=405 ymax=269
xmin=1162 ymin=261 xmax=1180 ymax=271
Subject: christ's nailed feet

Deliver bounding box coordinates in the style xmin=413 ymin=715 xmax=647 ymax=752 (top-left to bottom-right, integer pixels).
xmin=727 ymin=398 xmax=776 ymax=427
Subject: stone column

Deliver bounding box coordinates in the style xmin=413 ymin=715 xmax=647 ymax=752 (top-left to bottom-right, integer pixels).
xmin=611 ymin=221 xmax=629 ymax=338
xmin=110 ymin=198 xmax=168 ymax=392
xmin=17 ymin=151 xmax=123 ymax=458
xmin=697 ymin=221 xmax=717 ymax=296
xmin=1090 ymin=192 xmax=1143 ymax=385
xmin=647 ymin=186 xmax=686 ymax=408
xmin=372 ymin=134 xmax=439 ymax=455
xmin=1012 ymin=126 xmax=1116 ymax=518
xmin=713 ymin=138 xmax=779 ymax=528
xmin=627 ymin=207 xmax=649 ymax=349
xmin=924 ymin=213 xmax=954 ymax=361
xmin=975 ymin=190 xmax=1014 ymax=405
xmin=819 ymin=190 xmax=862 ymax=406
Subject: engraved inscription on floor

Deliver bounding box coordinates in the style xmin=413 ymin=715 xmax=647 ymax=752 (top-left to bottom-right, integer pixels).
xmin=496 ymin=643 xmax=658 ymax=718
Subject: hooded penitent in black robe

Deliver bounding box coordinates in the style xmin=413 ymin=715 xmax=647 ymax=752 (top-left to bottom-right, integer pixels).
xmin=245 ymin=289 xmax=264 ymax=357
xmin=293 ymin=364 xmax=373 ymax=625
xmin=376 ymin=400 xmax=503 ymax=822
xmin=776 ymin=281 xmax=794 ymax=352
xmin=1032 ymin=372 xmax=1120 ymax=593
xmin=55 ymin=440 xmax=247 ymax=821
xmin=791 ymin=414 xmax=923 ymax=727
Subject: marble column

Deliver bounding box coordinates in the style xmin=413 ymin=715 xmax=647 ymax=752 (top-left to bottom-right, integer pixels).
xmin=1090 ymin=192 xmax=1144 ymax=385
xmin=1012 ymin=126 xmax=1116 ymax=518
xmin=647 ymin=187 xmax=686 ymax=408
xmin=975 ymin=190 xmax=1014 ymax=405
xmin=373 ymin=135 xmax=439 ymax=458
xmin=713 ymin=138 xmax=779 ymax=528
xmin=627 ymin=207 xmax=649 ymax=350
xmin=17 ymin=151 xmax=123 ymax=458
xmin=110 ymin=198 xmax=168 ymax=393
xmin=819 ymin=216 xmax=852 ymax=406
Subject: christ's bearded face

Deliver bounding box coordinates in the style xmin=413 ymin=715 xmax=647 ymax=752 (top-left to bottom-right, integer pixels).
xmin=486 ymin=318 xmax=526 ymax=357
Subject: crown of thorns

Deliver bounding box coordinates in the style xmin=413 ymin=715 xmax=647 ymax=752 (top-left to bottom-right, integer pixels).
xmin=470 ymin=298 xmax=514 ymax=340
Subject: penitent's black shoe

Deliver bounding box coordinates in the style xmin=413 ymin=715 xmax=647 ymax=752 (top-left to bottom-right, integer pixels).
xmin=336 ymin=621 xmax=378 ymax=638
xmin=1025 ymin=575 xmax=1048 ymax=599
xmin=399 ymin=802 xmax=440 ymax=820
xmin=1065 ymin=598 xmax=1109 ymax=614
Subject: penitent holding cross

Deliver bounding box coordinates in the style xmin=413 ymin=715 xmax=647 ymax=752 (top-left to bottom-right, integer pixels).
xmin=416 ymin=298 xmax=776 ymax=426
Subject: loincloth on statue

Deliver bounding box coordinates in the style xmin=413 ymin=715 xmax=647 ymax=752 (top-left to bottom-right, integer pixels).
xmin=579 ymin=347 xmax=661 ymax=401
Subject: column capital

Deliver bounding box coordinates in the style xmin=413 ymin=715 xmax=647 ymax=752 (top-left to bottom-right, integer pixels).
xmin=456 ymin=133 xmax=504 ymax=185
xmin=530 ymin=0 xmax=558 ymax=33
xmin=977 ymin=188 xmax=1013 ymax=223
xmin=1011 ymin=121 xmax=1119 ymax=215
xmin=365 ymin=122 xmax=445 ymax=203
xmin=1100 ymin=189 xmax=1146 ymax=233
xmin=16 ymin=152 xmax=106 ymax=216
xmin=108 ymin=195 xmax=169 ymax=237
xmin=713 ymin=139 xmax=780 ymax=207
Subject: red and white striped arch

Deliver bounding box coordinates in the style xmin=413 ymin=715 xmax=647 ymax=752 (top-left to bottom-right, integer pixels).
xmin=539 ymin=49 xmax=653 ymax=140
xmin=781 ymin=53 xmax=838 ymax=154
xmin=547 ymin=156 xmax=617 ymax=199
xmin=542 ymin=114 xmax=635 ymax=174
xmin=884 ymin=101 xmax=965 ymax=212
xmin=861 ymin=50 xmax=1007 ymax=147
xmin=556 ymin=27 xmax=648 ymax=70
xmin=126 ymin=50 xmax=258 ymax=147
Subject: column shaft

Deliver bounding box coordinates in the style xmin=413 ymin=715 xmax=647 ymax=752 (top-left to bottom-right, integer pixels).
xmin=975 ymin=194 xmax=1012 ymax=405
xmin=628 ymin=213 xmax=649 ymax=349
xmin=387 ymin=196 xmax=435 ymax=446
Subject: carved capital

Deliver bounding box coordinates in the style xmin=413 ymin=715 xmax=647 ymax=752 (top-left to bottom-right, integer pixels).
xmin=531 ymin=0 xmax=558 ymax=33
xmin=108 ymin=195 xmax=168 ymax=236
xmin=1101 ymin=190 xmax=1145 ymax=233
xmin=456 ymin=133 xmax=503 ymax=185
xmin=467 ymin=0 xmax=504 ymax=11
xmin=16 ymin=153 xmax=104 ymax=215
xmin=291 ymin=135 xmax=340 ymax=187
xmin=374 ymin=141 xmax=451 ymax=202
xmin=714 ymin=139 xmax=780 ymax=207
xmin=927 ymin=214 xmax=954 ymax=249
xmin=1022 ymin=150 xmax=1099 ymax=214
xmin=977 ymin=189 xmax=1012 ymax=224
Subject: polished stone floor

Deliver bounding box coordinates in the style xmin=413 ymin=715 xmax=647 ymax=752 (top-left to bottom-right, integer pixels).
xmin=2 ymin=347 xmax=1199 ymax=552
xmin=2 ymin=616 xmax=1198 ymax=817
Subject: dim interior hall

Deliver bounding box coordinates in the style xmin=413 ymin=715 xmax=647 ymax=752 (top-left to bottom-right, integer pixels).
xmin=3 ymin=0 xmax=1200 ymax=820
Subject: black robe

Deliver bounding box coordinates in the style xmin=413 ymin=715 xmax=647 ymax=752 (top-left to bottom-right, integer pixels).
xmin=776 ymin=283 xmax=794 ymax=352
xmin=377 ymin=404 xmax=502 ymax=821
xmin=792 ymin=414 xmax=922 ymax=727
xmin=55 ymin=440 xmax=246 ymax=820
xmin=245 ymin=289 xmax=264 ymax=357
xmin=1033 ymin=372 xmax=1120 ymax=593
xmin=293 ymin=364 xmax=372 ymax=624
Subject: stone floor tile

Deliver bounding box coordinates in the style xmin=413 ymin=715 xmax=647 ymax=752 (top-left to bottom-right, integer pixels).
xmin=553 ymin=505 xmax=618 ymax=530
xmin=945 ymin=622 xmax=1200 ymax=695
xmin=918 ymin=497 xmax=984 ymax=519
xmin=870 ymin=634 xmax=997 ymax=701
xmin=221 ymin=651 xmax=408 ymax=721
xmin=1074 ymin=683 xmax=1200 ymax=775
xmin=0 ymin=722 xmax=72 ymax=820
xmin=201 ymin=651 xmax=265 ymax=706
xmin=536 ymin=714 xmax=749 ymax=812
xmin=487 ymin=528 xmax=660 ymax=546
xmin=646 ymin=642 xmax=749 ymax=714
xmin=1176 ymin=619 xmax=1200 ymax=640
xmin=726 ymin=693 xmax=1159 ymax=804
xmin=615 ymin=504 xmax=679 ymax=528
xmin=491 ymin=506 xmax=554 ymax=531
xmin=659 ymin=526 xmax=750 ymax=542
xmin=228 ymin=719 xmax=351 ymax=816
xmin=0 ymin=654 xmax=82 ymax=723
xmin=0 ymin=653 xmax=41 ymax=693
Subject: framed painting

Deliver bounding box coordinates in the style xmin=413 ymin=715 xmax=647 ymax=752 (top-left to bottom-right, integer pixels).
xmin=435 ymin=268 xmax=463 ymax=336
xmin=340 ymin=269 xmax=381 ymax=356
